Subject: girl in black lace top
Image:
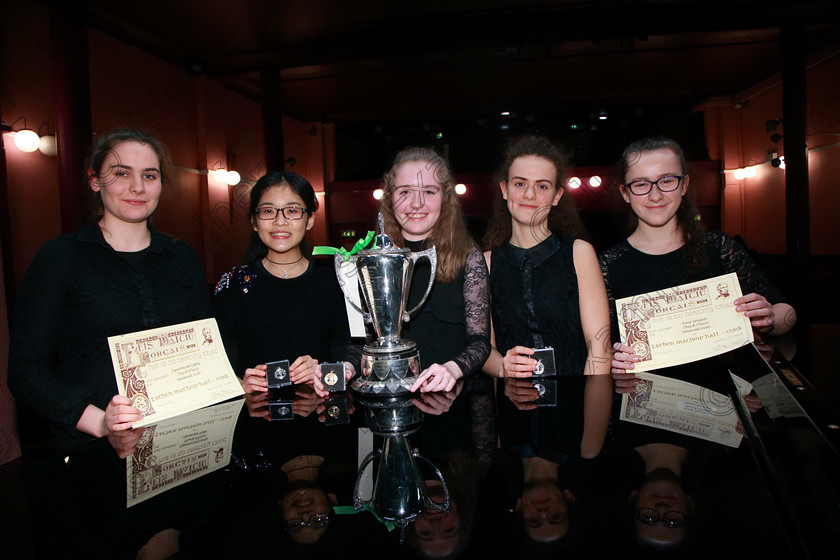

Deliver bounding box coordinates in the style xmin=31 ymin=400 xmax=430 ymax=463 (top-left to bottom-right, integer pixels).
xmin=377 ymin=147 xmax=491 ymax=393
xmin=481 ymin=135 xmax=613 ymax=460
xmin=600 ymin=137 xmax=797 ymax=393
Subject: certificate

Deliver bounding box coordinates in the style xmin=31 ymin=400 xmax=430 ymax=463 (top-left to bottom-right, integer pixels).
xmin=751 ymin=373 xmax=807 ymax=420
xmin=126 ymin=398 xmax=244 ymax=507
xmin=620 ymin=371 xmax=751 ymax=448
xmin=616 ymin=272 xmax=754 ymax=372
xmin=108 ymin=318 xmax=245 ymax=428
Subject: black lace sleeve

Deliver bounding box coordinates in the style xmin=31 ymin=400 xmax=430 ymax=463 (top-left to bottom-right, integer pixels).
xmin=453 ymin=244 xmax=492 ymax=377
xmin=711 ymin=232 xmax=790 ymax=305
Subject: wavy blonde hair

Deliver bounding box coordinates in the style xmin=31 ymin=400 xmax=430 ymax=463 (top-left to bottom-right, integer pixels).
xmin=378 ymin=147 xmax=473 ymax=283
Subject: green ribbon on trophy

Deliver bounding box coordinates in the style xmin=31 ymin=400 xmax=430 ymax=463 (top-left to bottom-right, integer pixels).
xmin=312 ymin=230 xmax=376 ymax=261
xmin=333 ymin=504 xmax=396 ymax=531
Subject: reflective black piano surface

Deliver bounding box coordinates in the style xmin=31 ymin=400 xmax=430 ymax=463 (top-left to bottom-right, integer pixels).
xmin=2 ymin=325 xmax=838 ymax=560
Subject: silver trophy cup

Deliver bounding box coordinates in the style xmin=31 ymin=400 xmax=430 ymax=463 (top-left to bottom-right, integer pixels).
xmin=353 ymin=433 xmax=450 ymax=529
xmin=336 ymin=220 xmax=436 ymax=395
xmin=353 ymin=395 xmax=450 ymax=531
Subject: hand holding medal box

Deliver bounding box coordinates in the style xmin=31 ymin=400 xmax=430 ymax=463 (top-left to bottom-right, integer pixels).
xmin=616 ymin=272 xmax=754 ymax=372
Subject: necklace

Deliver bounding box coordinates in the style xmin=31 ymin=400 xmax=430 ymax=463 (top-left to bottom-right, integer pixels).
xmin=264 ymin=254 xmax=305 ymax=278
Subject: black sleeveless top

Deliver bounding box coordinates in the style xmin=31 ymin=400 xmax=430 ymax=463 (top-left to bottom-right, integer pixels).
xmin=490 ymin=233 xmax=587 ymax=377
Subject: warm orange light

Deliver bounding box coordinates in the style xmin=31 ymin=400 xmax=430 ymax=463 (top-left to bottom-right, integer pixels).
xmin=14 ymin=129 xmax=40 ymax=152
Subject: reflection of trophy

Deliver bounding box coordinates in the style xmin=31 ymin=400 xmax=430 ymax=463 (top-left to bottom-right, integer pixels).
xmin=353 ymin=396 xmax=449 ymax=530
xmin=336 ymin=215 xmax=437 ymax=395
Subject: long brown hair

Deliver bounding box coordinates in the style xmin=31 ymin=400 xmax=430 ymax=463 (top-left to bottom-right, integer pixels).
xmin=482 ymin=135 xmax=588 ymax=250
xmin=378 ymin=147 xmax=473 ymax=283
xmin=618 ymin=136 xmax=706 ymax=270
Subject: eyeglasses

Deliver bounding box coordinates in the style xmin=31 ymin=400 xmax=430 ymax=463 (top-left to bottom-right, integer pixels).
xmin=624 ymin=175 xmax=685 ymax=196
xmin=285 ymin=513 xmax=331 ymax=532
xmin=633 ymin=508 xmax=689 ymax=528
xmin=255 ymin=206 xmax=309 ymax=220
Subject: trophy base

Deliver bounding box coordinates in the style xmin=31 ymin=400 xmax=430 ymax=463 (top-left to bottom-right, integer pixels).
xmin=352 ymin=344 xmax=421 ymax=396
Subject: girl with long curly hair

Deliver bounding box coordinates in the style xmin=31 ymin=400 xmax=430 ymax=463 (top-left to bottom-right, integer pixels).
xmin=481 ymin=135 xmax=612 ymax=460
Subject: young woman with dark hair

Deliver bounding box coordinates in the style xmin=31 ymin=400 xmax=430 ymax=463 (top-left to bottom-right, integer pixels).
xmin=214 ymin=171 xmax=355 ymax=392
xmin=481 ymin=135 xmax=613 ymax=460
xmin=9 ymin=128 xmax=212 ymax=441
xmin=600 ymin=136 xmax=797 ymax=393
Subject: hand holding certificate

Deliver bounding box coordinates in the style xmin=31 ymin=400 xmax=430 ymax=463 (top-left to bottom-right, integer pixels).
xmin=108 ymin=318 xmax=245 ymax=428
xmin=616 ymin=272 xmax=754 ymax=372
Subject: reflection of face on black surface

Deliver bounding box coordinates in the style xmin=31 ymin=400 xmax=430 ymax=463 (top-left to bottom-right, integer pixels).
xmin=280 ymin=482 xmax=335 ymax=545
xmin=412 ymin=481 xmax=460 ymax=558
xmin=630 ymin=468 xmax=693 ymax=549
xmin=515 ymin=481 xmax=575 ymax=543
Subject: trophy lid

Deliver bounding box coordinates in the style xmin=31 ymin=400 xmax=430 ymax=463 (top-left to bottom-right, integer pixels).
xmin=358 ymin=213 xmax=410 ymax=255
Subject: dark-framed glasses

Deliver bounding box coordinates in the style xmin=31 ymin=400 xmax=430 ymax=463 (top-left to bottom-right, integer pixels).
xmin=285 ymin=513 xmax=331 ymax=532
xmin=255 ymin=206 xmax=309 ymax=220
xmin=624 ymin=175 xmax=685 ymax=196
xmin=633 ymin=507 xmax=689 ymax=528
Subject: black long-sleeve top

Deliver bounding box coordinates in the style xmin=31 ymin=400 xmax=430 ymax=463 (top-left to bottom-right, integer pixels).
xmin=402 ymin=241 xmax=491 ymax=377
xmin=213 ymin=259 xmax=354 ymax=377
xmin=8 ymin=223 xmax=213 ymax=431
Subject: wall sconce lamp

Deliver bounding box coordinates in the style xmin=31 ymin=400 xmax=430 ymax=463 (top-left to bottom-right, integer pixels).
xmin=1 ymin=118 xmax=58 ymax=155
xmin=372 ymin=188 xmax=384 ymax=200
xmin=455 ymin=183 xmax=467 ymax=195
xmin=568 ymin=177 xmax=581 ymax=189
xmin=3 ymin=117 xmax=40 ymax=152
xmin=588 ymin=175 xmax=602 ymax=188
xmin=37 ymin=122 xmax=57 ymax=156
xmin=209 ymin=162 xmax=241 ymax=186
xmin=732 ymin=166 xmax=757 ymax=180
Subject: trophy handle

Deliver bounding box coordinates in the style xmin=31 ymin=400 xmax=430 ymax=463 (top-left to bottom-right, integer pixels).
xmin=352 ymin=448 xmax=381 ymax=512
xmin=413 ymin=451 xmax=451 ymax=513
xmin=404 ymin=247 xmax=437 ymax=322
xmin=334 ymin=254 xmax=371 ymax=323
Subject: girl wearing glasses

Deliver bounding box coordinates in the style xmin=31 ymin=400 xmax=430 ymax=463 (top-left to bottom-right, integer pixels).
xmin=376 ymin=147 xmax=491 ymax=393
xmin=214 ymin=171 xmax=354 ymax=392
xmin=8 ymin=129 xmax=213 ymax=442
xmin=600 ymin=136 xmax=796 ymax=393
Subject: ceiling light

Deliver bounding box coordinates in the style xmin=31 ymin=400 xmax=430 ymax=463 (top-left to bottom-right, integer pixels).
xmin=589 ymin=176 xmax=602 ymax=187
xmin=373 ymin=189 xmax=384 ymax=200
xmin=568 ymin=177 xmax=581 ymax=189
xmin=455 ymin=183 xmax=467 ymax=195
